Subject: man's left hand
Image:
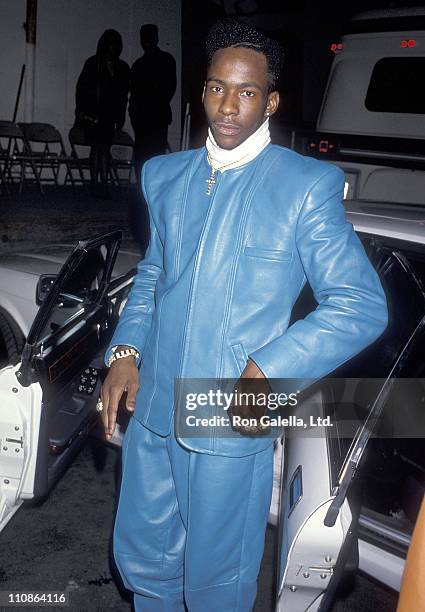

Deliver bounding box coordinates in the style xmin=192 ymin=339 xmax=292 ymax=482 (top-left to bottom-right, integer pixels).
xmin=229 ymin=360 xmax=272 ymax=436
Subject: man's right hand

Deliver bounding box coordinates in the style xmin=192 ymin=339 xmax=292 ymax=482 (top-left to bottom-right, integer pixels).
xmin=100 ymin=357 xmax=140 ymax=440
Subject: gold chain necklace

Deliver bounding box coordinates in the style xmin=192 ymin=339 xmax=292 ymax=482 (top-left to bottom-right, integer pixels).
xmin=206 ymin=152 xmax=248 ymax=195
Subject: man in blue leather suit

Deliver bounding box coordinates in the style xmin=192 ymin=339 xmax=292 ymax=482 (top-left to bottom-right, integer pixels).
xmin=100 ymin=19 xmax=388 ymax=612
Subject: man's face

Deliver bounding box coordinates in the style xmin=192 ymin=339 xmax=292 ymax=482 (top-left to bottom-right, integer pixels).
xmin=203 ymin=46 xmax=279 ymax=149
xmin=140 ymin=31 xmax=158 ymax=52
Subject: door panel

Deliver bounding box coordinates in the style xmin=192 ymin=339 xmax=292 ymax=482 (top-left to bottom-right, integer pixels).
xmin=14 ymin=231 xmax=122 ymax=499
xmin=276 ymin=237 xmax=425 ymax=610
xmin=0 ymin=364 xmax=42 ymax=532
xmin=276 ymin=390 xmax=353 ymax=611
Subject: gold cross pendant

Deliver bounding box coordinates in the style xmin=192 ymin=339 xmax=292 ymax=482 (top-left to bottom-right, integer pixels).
xmin=206 ymin=169 xmax=217 ymax=195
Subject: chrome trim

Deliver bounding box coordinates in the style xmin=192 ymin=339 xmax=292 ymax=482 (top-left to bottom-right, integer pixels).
xmin=107 ymin=276 xmax=134 ymax=297
xmin=359 ymin=513 xmax=412 ymax=547
xmin=339 ymin=148 xmax=425 ymax=163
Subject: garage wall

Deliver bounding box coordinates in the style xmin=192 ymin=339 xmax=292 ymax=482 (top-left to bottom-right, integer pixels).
xmin=0 ymin=0 xmax=182 ymax=152
xmin=0 ymin=2 xmax=26 ymax=123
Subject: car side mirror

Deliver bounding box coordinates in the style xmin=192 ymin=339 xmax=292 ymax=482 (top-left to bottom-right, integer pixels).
xmin=36 ymin=274 xmax=56 ymax=305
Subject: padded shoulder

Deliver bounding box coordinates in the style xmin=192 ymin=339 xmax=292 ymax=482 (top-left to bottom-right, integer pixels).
xmin=142 ymin=149 xmax=204 ymax=193
xmin=264 ymin=144 xmax=344 ymax=184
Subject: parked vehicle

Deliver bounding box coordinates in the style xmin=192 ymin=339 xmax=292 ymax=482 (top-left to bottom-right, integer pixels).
xmin=285 ymin=7 xmax=425 ymax=208
xmin=274 ymin=8 xmax=425 ymax=607
xmin=0 ymin=242 xmax=139 ymax=366
xmin=275 ymin=201 xmax=425 ymax=610
xmin=0 ymin=231 xmax=136 ymax=532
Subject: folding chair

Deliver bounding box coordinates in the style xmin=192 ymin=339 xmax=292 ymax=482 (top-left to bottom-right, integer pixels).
xmin=0 ymin=120 xmax=43 ymax=194
xmin=68 ymin=125 xmax=89 ymax=186
xmin=20 ymin=122 xmax=77 ymax=189
xmin=69 ymin=126 xmax=135 ymax=189
xmin=110 ymin=129 xmax=135 ymax=188
xmin=0 ymin=155 xmax=9 ymax=195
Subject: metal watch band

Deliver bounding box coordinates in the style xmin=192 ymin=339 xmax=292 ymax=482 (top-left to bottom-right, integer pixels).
xmin=107 ymin=347 xmax=140 ymax=368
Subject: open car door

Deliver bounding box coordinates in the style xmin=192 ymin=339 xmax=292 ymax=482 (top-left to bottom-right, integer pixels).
xmin=0 ymin=364 xmax=42 ymax=531
xmin=0 ymin=231 xmax=122 ymax=533
xmin=275 ymin=236 xmax=425 ymax=611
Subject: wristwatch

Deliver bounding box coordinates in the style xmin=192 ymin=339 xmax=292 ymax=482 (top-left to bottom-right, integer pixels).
xmin=107 ymin=345 xmax=140 ymax=368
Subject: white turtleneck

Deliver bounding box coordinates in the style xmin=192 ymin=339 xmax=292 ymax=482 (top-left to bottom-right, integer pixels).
xmin=206 ymin=117 xmax=271 ymax=172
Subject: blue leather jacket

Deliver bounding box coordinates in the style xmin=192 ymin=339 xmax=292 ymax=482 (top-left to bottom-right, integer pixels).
xmin=106 ymin=144 xmax=388 ymax=456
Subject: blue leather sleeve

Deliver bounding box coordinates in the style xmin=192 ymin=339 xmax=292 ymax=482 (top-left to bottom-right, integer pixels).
xmin=248 ymin=167 xmax=388 ymax=380
xmin=104 ymin=162 xmax=164 ymax=367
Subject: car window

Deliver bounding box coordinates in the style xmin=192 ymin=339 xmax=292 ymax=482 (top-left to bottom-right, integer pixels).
xmin=365 ymin=57 xmax=425 ymax=114
xmin=338 ymin=236 xmax=425 ymax=377
xmin=325 ymin=235 xmax=425 ymax=483
xmin=37 ymin=246 xmax=108 ymax=342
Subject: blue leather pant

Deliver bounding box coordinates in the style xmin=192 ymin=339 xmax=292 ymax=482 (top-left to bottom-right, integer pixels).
xmin=113 ymin=416 xmax=274 ymax=611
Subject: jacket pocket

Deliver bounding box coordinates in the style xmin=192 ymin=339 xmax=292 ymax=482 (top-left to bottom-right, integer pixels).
xmin=244 ymin=246 xmax=292 ymax=262
xmin=230 ymin=342 xmax=249 ymax=375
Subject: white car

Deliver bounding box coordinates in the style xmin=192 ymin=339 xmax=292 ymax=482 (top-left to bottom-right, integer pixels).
xmin=0 ymin=231 xmax=137 ymax=529
xmin=0 ymin=205 xmax=424 ymax=610
xmin=275 ymin=200 xmax=425 ymax=610
xmin=0 ymin=241 xmax=140 ymax=365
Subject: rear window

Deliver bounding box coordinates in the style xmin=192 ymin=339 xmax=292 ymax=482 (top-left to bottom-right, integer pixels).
xmin=365 ymin=57 xmax=425 ymax=114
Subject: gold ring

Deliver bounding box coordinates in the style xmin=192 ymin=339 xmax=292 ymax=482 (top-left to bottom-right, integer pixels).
xmin=96 ymin=398 xmax=103 ymax=413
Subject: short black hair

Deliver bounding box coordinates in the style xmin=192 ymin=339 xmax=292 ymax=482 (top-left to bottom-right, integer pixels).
xmin=140 ymin=24 xmax=158 ymax=38
xmin=206 ymin=18 xmax=284 ymax=91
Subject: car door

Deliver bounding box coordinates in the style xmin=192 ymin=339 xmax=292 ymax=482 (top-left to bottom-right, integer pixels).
xmin=0 ymin=231 xmax=122 ymax=533
xmin=275 ymin=236 xmax=425 ymax=611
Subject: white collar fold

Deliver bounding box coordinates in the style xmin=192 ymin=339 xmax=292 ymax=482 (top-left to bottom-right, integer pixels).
xmin=206 ymin=118 xmax=270 ymax=172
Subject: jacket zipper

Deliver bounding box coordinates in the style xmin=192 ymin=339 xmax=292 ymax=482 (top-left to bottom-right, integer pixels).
xmin=216 ymin=154 xmax=270 ymax=379
xmin=176 ymin=150 xmax=272 ymax=450
xmin=175 ymin=171 xmax=221 ymax=452
xmin=177 ymin=172 xmax=221 ymax=378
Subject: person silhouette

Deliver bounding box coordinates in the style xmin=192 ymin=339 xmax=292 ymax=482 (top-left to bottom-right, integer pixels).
xmin=75 ymin=29 xmax=130 ymax=199
xmin=129 ymin=24 xmax=176 ymax=177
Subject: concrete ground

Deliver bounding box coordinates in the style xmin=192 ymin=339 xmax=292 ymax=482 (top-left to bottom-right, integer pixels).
xmin=0 ymin=186 xmax=399 ymax=611
xmin=0 ymin=185 xmax=146 ymax=255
